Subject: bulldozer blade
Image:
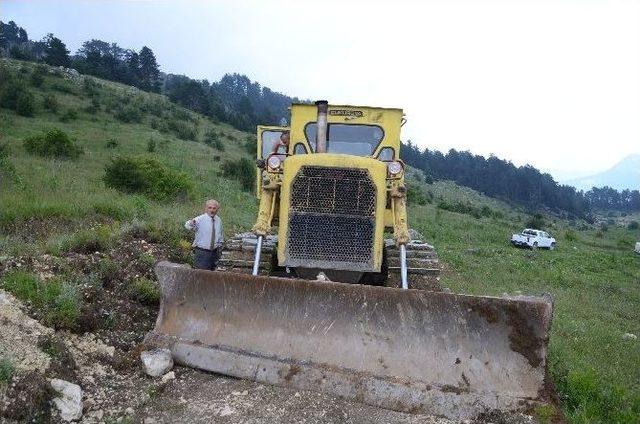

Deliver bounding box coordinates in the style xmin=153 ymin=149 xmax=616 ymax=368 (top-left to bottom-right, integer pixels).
xmin=146 ymin=261 xmax=553 ymax=420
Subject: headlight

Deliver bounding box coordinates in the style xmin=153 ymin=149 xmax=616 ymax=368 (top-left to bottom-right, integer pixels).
xmin=267 ymin=155 xmax=282 ymax=170
xmin=387 ymin=161 xmax=403 ymax=176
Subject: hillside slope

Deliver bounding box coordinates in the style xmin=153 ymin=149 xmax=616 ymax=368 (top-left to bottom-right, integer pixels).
xmin=1 ymin=59 xmax=639 ymax=423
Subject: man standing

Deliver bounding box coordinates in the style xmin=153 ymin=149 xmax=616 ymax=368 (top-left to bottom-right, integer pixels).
xmin=185 ymin=199 xmax=224 ymax=270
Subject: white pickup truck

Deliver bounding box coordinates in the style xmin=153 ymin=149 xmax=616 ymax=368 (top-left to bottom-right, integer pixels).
xmin=511 ymin=229 xmax=556 ymax=250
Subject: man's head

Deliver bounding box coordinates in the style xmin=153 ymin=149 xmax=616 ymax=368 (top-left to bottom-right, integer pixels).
xmin=205 ymin=199 xmax=219 ymax=217
xmin=280 ymin=131 xmax=290 ymax=146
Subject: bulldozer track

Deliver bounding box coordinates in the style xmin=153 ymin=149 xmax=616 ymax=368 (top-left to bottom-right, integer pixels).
xmin=219 ymin=233 xmax=441 ymax=290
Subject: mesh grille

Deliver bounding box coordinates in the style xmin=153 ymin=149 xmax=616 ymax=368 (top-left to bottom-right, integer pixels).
xmin=286 ymin=166 xmax=376 ymax=269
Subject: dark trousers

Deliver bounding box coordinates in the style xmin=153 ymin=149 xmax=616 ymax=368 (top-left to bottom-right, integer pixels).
xmin=193 ymin=247 xmax=220 ymax=271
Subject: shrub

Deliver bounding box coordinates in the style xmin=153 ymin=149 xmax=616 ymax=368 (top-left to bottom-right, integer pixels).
xmin=525 ymin=213 xmax=545 ymax=229
xmin=85 ymin=97 xmax=100 ymax=114
xmin=243 ymin=135 xmax=256 ymax=155
xmin=0 ymin=271 xmax=81 ymax=330
xmin=83 ymin=77 xmax=99 ymax=96
xmin=15 ymin=90 xmax=35 ymax=117
xmin=0 ymin=357 xmax=14 ymax=385
xmin=59 ymin=226 xmax=114 ymax=253
xmin=147 ymin=138 xmax=156 ymax=153
xmin=437 ymin=200 xmax=497 ymax=219
xmin=105 ymin=138 xmax=119 ymax=149
xmin=406 ymin=182 xmax=432 ymax=206
xmin=23 ymin=129 xmax=82 ymax=159
xmin=221 ymin=157 xmax=254 ymax=192
xmin=627 ymin=221 xmax=639 ymax=230
xmin=0 ymin=143 xmax=17 ymax=181
xmin=104 ymin=156 xmax=194 ymax=201
xmin=51 ymin=81 xmax=74 ymax=94
xmin=43 ymin=94 xmax=59 ymax=113
xmin=30 ymin=65 xmax=47 ymax=87
xmin=565 ymin=229 xmax=579 ymax=242
xmin=167 ymin=118 xmax=197 ymax=140
xmin=114 ymin=103 xmax=143 ymax=123
xmin=59 ymin=108 xmax=78 ymax=122
xmin=203 ymin=129 xmax=224 ymax=150
xmin=129 ymin=277 xmax=160 ymax=305
xmin=0 ymin=78 xmax=23 ymax=110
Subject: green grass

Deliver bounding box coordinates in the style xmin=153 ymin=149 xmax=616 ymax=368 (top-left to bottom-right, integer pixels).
xmin=1 ymin=58 xmax=639 ymax=422
xmin=0 ymin=271 xmax=81 ymax=330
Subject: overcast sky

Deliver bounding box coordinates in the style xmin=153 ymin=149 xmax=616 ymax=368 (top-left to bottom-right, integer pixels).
xmin=3 ymin=0 xmax=639 ymax=179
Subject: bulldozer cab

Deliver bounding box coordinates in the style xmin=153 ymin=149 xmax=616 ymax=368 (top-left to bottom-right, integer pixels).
xmin=288 ymin=103 xmax=401 ymax=160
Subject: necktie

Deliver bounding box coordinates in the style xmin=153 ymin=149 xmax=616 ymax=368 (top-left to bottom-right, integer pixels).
xmin=210 ymin=216 xmax=216 ymax=250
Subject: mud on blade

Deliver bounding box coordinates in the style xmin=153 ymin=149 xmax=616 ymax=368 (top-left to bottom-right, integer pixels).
xmin=145 ymin=261 xmax=553 ymax=420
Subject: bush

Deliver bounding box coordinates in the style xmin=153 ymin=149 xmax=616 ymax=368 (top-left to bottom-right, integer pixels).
xmin=85 ymin=97 xmax=100 ymax=114
xmin=243 ymin=135 xmax=256 ymax=155
xmin=525 ymin=213 xmax=545 ymax=229
xmin=167 ymin=119 xmax=197 ymax=140
xmin=59 ymin=226 xmax=114 ymax=253
xmin=406 ymin=182 xmax=432 ymax=206
xmin=129 ymin=277 xmax=160 ymax=305
xmin=437 ymin=200 xmax=498 ymax=219
xmin=147 ymin=138 xmax=156 ymax=153
xmin=0 ymin=357 xmax=14 ymax=385
xmin=24 ymin=129 xmax=82 ymax=159
xmin=105 ymin=138 xmax=119 ymax=149
xmin=51 ymin=81 xmax=74 ymax=94
xmin=59 ymin=108 xmax=78 ymax=122
xmin=104 ymin=156 xmax=194 ymax=201
xmin=0 ymin=143 xmax=17 ymax=181
xmin=0 ymin=271 xmax=81 ymax=330
xmin=15 ymin=90 xmax=35 ymax=117
xmin=628 ymin=221 xmax=639 ymax=230
xmin=221 ymin=157 xmax=255 ymax=192
xmin=0 ymin=78 xmax=23 ymax=110
xmin=114 ymin=103 xmax=143 ymax=123
xmin=203 ymin=129 xmax=224 ymax=150
xmin=30 ymin=65 xmax=47 ymax=87
xmin=565 ymin=229 xmax=579 ymax=242
xmin=43 ymin=94 xmax=59 ymax=113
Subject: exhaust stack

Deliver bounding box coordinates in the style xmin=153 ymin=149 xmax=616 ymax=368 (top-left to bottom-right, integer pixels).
xmin=315 ymin=100 xmax=328 ymax=153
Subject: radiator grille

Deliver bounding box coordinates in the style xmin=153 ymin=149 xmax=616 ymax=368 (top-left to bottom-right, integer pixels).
xmin=286 ymin=166 xmax=376 ymax=270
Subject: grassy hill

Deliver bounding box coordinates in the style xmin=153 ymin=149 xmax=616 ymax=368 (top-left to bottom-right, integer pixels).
xmin=1 ymin=58 xmax=639 ymax=423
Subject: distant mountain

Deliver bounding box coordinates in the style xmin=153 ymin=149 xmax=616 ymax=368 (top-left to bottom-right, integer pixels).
xmin=566 ymin=154 xmax=640 ymax=191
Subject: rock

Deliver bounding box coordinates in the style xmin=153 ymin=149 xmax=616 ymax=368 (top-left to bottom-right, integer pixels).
xmin=51 ymin=378 xmax=83 ymax=421
xmin=623 ymin=333 xmax=637 ymax=340
xmin=161 ymin=371 xmax=176 ymax=383
xmin=125 ymin=407 xmax=134 ymax=415
xmin=140 ymin=349 xmax=173 ymax=377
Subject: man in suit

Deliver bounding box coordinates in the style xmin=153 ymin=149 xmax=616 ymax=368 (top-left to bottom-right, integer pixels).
xmin=185 ymin=199 xmax=224 ymax=270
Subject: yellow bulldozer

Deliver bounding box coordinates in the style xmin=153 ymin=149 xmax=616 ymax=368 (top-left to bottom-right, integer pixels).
xmin=146 ymin=101 xmax=554 ymax=420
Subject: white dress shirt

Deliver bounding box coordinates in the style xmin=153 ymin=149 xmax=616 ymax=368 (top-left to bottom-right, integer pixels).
xmin=185 ymin=213 xmax=224 ymax=250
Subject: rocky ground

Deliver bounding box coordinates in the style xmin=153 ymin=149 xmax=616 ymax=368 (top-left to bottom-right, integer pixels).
xmin=0 ymin=233 xmax=540 ymax=423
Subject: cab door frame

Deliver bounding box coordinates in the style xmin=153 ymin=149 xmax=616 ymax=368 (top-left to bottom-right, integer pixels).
xmin=256 ymin=125 xmax=289 ymax=198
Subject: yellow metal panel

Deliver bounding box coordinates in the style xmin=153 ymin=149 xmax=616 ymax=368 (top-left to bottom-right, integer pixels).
xmin=277 ymin=154 xmax=387 ymax=272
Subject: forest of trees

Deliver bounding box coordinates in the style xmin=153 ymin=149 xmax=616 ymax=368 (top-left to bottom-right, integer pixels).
xmin=401 ymin=142 xmax=640 ymax=217
xmin=2 ymin=20 xmax=638 ymax=217
xmin=0 ymin=20 xmax=297 ymax=131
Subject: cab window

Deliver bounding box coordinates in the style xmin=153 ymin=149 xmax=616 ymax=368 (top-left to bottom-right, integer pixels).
xmin=261 ymin=130 xmax=284 ymax=158
xmin=304 ymin=123 xmax=384 ymax=156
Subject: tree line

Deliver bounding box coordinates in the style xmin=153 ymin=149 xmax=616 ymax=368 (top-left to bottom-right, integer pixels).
xmin=3 ymin=20 xmax=638 ymax=216
xmin=0 ymin=20 xmax=297 ymax=131
xmin=401 ymin=142 xmax=640 ymax=217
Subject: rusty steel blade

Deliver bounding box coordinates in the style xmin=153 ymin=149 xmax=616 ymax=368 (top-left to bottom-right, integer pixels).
xmin=145 ymin=261 xmax=553 ymax=420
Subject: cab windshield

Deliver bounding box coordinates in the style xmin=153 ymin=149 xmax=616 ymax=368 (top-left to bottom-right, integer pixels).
xmin=304 ymin=123 xmax=384 ymax=156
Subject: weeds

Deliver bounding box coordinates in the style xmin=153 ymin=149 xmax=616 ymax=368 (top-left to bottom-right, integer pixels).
xmin=221 ymin=157 xmax=254 ymax=192
xmin=0 ymin=357 xmax=14 ymax=385
xmin=58 ymin=225 xmax=114 ymax=253
xmin=128 ymin=277 xmax=160 ymax=305
xmin=0 ymin=271 xmax=81 ymax=330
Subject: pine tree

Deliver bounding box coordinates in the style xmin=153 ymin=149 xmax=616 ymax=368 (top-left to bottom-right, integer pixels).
xmin=139 ymin=46 xmax=160 ymax=92
xmin=43 ymin=33 xmax=70 ymax=67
